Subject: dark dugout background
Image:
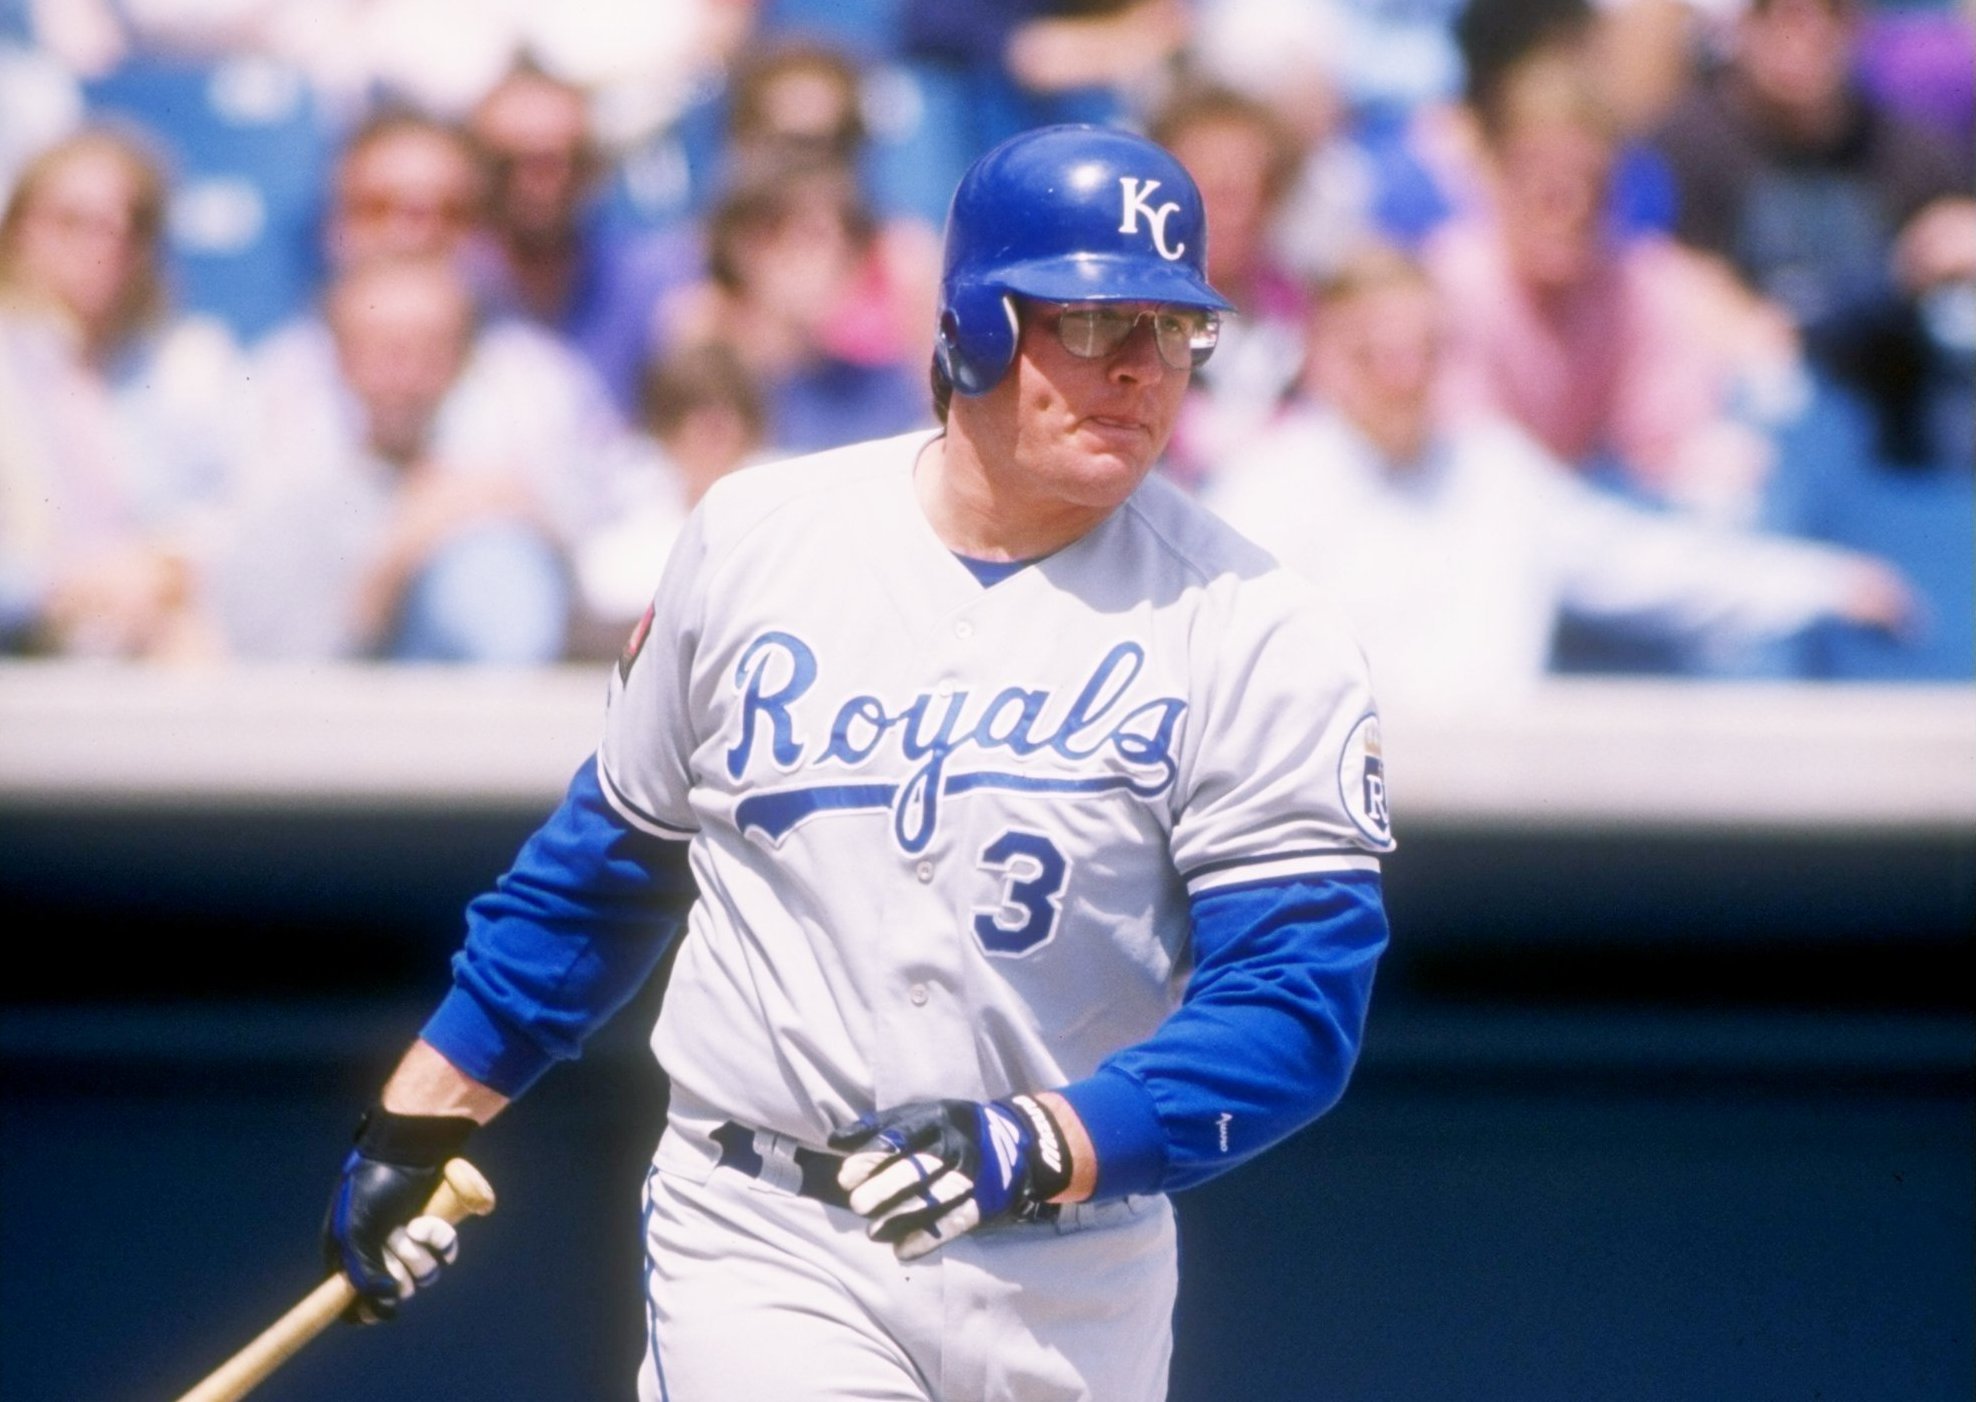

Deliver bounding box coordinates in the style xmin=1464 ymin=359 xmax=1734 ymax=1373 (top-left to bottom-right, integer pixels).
xmin=2 ymin=672 xmax=1970 ymax=1402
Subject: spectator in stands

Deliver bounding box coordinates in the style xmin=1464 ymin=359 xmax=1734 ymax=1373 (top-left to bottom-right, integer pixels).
xmin=248 ymin=113 xmax=617 ymax=581
xmin=216 ymin=255 xmax=576 ymax=663
xmin=466 ymin=60 xmax=700 ymax=414
xmin=714 ymin=37 xmax=941 ymax=349
xmin=886 ymin=0 xmax=1189 ymax=225
xmin=0 ymin=128 xmax=240 ymax=660
xmin=575 ymin=342 xmax=766 ymax=649
xmin=468 ymin=61 xmax=602 ymax=326
xmin=1178 ymin=1 xmax=1387 ymax=272
xmin=724 ymin=40 xmax=871 ymax=188
xmin=1652 ymin=0 xmax=1975 ymax=469
xmin=656 ymin=159 xmax=931 ymax=454
xmin=1424 ymin=46 xmax=1796 ymax=521
xmin=22 ymin=0 xmax=341 ymax=340
xmin=1181 ymin=0 xmax=1689 ymax=284
xmin=322 ymin=110 xmax=488 ymax=268
xmin=1203 ymin=248 xmax=1913 ymax=714
xmin=713 ymin=34 xmax=942 ymax=264
xmin=585 ymin=37 xmax=942 ymax=417
xmin=1149 ymin=84 xmax=1315 ymax=489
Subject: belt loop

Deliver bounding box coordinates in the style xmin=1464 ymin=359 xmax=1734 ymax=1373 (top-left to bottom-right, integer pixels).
xmin=755 ymin=1131 xmax=807 ymax=1197
xmin=710 ymin=1120 xmax=852 ymax=1209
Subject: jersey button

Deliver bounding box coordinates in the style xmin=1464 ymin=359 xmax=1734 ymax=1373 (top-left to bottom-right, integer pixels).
xmin=914 ymin=860 xmax=934 ymax=883
xmin=909 ymin=984 xmax=929 ymax=1006
xmin=954 ymin=621 xmax=974 ymax=640
xmin=935 ymin=678 xmax=956 ymax=697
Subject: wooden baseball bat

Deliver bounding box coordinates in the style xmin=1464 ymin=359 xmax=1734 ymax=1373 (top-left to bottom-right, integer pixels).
xmin=172 ymin=1158 xmax=497 ymax=1402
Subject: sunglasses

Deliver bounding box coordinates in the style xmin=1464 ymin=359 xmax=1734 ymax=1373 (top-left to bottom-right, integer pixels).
xmin=1038 ymin=301 xmax=1221 ymax=371
xmin=345 ymin=189 xmax=479 ymax=226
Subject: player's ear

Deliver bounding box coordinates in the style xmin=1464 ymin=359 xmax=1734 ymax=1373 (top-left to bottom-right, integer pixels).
xmin=937 ymin=285 xmax=1020 ymax=396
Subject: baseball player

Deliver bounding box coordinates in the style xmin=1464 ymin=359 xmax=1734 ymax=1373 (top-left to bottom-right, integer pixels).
xmin=322 ymin=124 xmax=1393 ymax=1401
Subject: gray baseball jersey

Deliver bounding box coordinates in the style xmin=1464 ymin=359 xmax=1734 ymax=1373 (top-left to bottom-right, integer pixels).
xmin=599 ymin=429 xmax=1390 ymax=1145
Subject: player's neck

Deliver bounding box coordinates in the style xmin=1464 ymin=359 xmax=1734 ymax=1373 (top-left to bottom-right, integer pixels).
xmin=914 ymin=433 xmax=1115 ymax=562
xmin=912 ymin=434 xmax=1114 ymax=560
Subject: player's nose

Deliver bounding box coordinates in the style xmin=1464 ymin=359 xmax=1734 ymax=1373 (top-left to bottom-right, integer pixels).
xmin=1107 ymin=319 xmax=1167 ymax=383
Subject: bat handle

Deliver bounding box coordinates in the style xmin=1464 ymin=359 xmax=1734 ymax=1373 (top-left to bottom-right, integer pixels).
xmin=173 ymin=1158 xmax=496 ymax=1402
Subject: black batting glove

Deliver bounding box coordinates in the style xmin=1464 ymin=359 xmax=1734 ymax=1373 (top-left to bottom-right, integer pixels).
xmin=828 ymin=1095 xmax=1074 ymax=1260
xmin=322 ymin=1106 xmax=476 ymax=1322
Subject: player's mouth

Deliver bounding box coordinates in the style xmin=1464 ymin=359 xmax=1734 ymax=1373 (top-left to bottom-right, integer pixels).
xmin=1080 ymin=414 xmax=1150 ymax=437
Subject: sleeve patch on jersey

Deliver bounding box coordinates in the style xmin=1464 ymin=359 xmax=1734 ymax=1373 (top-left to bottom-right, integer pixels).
xmin=1337 ymin=713 xmax=1395 ymax=849
xmin=617 ymin=601 xmax=656 ymax=684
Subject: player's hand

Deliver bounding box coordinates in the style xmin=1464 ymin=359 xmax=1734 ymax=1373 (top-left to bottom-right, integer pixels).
xmin=321 ymin=1107 xmax=476 ymax=1322
xmin=1835 ymin=555 xmax=1920 ymax=638
xmin=828 ymin=1095 xmax=1074 ymax=1261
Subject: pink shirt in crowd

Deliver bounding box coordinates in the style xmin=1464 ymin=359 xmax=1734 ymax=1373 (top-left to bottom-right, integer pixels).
xmin=1424 ymin=220 xmax=1747 ymax=498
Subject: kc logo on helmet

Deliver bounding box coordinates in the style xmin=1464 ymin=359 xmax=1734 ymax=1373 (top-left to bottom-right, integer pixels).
xmin=1117 ymin=177 xmax=1186 ymax=261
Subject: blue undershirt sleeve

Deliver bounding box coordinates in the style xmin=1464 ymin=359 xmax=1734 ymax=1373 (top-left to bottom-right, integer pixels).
xmin=1056 ymin=870 xmax=1388 ymax=1199
xmin=421 ymin=753 xmax=696 ymax=1097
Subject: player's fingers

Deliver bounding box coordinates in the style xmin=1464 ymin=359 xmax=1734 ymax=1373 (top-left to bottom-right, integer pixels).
xmin=836 ymin=1147 xmax=896 ymax=1195
xmin=380 ymin=1240 xmax=418 ymax=1300
xmin=894 ymin=1198 xmax=984 ymax=1261
xmin=864 ymin=1166 xmax=972 ymax=1244
xmin=384 ymin=1227 xmax=433 ymax=1291
xmin=405 ymin=1215 xmax=460 ymax=1268
xmin=845 ymin=1150 xmax=951 ymax=1219
xmin=826 ymin=1119 xmax=884 ymax=1153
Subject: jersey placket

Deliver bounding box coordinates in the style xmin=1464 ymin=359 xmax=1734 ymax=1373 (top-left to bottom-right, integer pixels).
xmin=868 ymin=603 xmax=993 ymax=1113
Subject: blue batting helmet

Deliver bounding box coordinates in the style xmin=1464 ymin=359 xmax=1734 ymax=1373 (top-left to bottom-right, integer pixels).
xmin=936 ymin=124 xmax=1233 ymax=396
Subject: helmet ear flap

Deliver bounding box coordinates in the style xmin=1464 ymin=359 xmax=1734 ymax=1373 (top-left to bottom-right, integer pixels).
xmin=938 ymin=285 xmax=1020 ymax=395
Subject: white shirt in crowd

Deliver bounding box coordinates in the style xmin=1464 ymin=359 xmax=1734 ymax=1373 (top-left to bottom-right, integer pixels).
xmin=1204 ymin=405 xmax=1872 ymax=714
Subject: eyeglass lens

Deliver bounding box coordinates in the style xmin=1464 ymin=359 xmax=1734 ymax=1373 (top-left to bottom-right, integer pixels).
xmin=1055 ymin=305 xmax=1219 ymax=370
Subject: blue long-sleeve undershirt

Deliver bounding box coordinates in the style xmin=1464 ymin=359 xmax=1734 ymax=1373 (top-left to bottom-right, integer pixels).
xmin=1059 ymin=872 xmax=1389 ymax=1199
xmin=422 ymin=754 xmax=694 ymax=1096
xmin=425 ymin=759 xmax=1388 ymax=1197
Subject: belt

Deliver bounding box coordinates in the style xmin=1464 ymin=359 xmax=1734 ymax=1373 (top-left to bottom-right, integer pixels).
xmin=712 ymin=1120 xmax=851 ymax=1208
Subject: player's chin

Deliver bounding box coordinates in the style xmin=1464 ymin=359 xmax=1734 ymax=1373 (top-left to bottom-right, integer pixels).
xmin=1062 ymin=458 xmax=1155 ymax=514
xmin=1069 ymin=421 xmax=1163 ymax=488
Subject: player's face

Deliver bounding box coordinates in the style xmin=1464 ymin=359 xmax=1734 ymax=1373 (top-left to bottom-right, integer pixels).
xmin=990 ymin=298 xmax=1197 ymax=513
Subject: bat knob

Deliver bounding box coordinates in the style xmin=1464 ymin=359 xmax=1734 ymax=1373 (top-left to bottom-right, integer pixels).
xmin=424 ymin=1158 xmax=497 ymax=1224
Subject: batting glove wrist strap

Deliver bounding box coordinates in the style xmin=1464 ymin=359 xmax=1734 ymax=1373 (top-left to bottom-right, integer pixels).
xmin=323 ymin=1108 xmax=473 ymax=1322
xmin=352 ymin=1105 xmax=477 ymax=1168
xmin=828 ymin=1092 xmax=1077 ymax=1260
xmin=1000 ymin=1093 xmax=1073 ymax=1203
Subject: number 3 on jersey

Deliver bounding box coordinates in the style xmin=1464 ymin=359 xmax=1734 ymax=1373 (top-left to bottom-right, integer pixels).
xmin=972 ymin=831 xmax=1068 ymax=956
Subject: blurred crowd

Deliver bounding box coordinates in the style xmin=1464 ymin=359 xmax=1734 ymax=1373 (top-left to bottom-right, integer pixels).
xmin=1 ymin=0 xmax=1969 ymax=710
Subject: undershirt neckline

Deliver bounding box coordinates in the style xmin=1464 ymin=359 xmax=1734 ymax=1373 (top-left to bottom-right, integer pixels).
xmin=953 ymin=553 xmax=1040 ymax=587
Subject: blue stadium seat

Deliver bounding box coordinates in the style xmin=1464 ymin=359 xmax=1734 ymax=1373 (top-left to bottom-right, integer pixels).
xmin=84 ymin=55 xmax=334 ymax=341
